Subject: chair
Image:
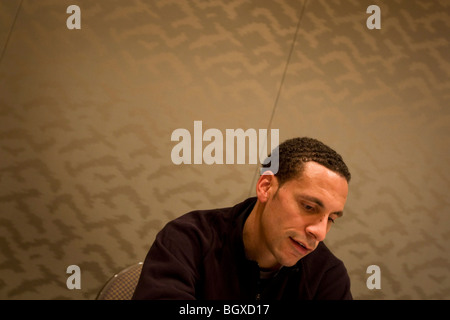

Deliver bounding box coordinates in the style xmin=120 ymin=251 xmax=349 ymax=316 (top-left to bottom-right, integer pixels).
xmin=96 ymin=262 xmax=143 ymax=300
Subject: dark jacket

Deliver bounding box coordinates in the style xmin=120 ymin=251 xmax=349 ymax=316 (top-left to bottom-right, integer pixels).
xmin=132 ymin=197 xmax=352 ymax=300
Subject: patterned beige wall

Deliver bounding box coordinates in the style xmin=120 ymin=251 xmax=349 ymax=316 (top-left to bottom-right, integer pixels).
xmin=0 ymin=0 xmax=448 ymax=300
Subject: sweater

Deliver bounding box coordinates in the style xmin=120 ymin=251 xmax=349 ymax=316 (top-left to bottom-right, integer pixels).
xmin=132 ymin=197 xmax=352 ymax=300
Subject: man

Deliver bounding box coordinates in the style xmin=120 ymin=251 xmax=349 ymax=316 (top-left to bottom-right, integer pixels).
xmin=133 ymin=137 xmax=352 ymax=300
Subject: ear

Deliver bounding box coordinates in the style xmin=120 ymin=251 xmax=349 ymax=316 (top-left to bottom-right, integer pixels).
xmin=256 ymin=172 xmax=277 ymax=203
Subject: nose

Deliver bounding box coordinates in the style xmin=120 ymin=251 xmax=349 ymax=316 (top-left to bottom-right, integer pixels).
xmin=305 ymin=217 xmax=329 ymax=242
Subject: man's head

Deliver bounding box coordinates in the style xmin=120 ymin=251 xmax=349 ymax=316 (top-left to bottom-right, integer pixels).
xmin=245 ymin=137 xmax=351 ymax=270
xmin=261 ymin=137 xmax=351 ymax=185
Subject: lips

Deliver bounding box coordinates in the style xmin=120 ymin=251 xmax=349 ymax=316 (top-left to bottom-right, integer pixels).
xmin=289 ymin=237 xmax=312 ymax=254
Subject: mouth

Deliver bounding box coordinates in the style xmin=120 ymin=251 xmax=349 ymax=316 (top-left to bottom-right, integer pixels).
xmin=289 ymin=237 xmax=312 ymax=255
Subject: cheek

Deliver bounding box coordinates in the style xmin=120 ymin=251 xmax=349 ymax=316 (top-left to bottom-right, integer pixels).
xmin=260 ymin=204 xmax=285 ymax=241
xmin=263 ymin=199 xmax=299 ymax=234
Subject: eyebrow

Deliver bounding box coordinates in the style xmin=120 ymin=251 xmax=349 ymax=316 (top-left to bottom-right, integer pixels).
xmin=297 ymin=194 xmax=344 ymax=217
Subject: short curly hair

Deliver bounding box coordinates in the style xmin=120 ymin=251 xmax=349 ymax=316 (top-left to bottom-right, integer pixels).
xmin=262 ymin=137 xmax=351 ymax=185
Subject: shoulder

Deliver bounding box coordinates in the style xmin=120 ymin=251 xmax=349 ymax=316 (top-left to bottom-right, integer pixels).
xmin=157 ymin=205 xmax=233 ymax=248
xmin=299 ymin=242 xmax=352 ymax=299
xmin=159 ymin=197 xmax=254 ymax=242
xmin=166 ymin=204 xmax=233 ymax=230
xmin=302 ymin=242 xmax=343 ymax=269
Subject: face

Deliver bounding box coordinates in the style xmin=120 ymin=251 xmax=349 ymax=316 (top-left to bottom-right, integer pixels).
xmin=257 ymin=161 xmax=349 ymax=269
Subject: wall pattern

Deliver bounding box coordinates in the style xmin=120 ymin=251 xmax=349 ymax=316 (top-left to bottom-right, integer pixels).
xmin=0 ymin=0 xmax=449 ymax=300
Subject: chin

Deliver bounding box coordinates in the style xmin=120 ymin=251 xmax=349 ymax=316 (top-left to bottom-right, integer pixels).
xmin=278 ymin=255 xmax=302 ymax=268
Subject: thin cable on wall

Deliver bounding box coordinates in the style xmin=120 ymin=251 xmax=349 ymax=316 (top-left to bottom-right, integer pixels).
xmin=248 ymin=0 xmax=309 ymax=196
xmin=0 ymin=0 xmax=24 ymax=67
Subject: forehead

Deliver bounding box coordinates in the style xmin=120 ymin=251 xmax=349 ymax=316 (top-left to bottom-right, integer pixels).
xmin=281 ymin=161 xmax=349 ymax=205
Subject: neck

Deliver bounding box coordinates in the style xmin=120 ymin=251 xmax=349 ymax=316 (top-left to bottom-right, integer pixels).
xmin=243 ymin=201 xmax=280 ymax=270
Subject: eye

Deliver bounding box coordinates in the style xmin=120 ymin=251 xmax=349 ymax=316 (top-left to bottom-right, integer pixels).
xmin=302 ymin=203 xmax=315 ymax=212
xmin=328 ymin=217 xmax=336 ymax=224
